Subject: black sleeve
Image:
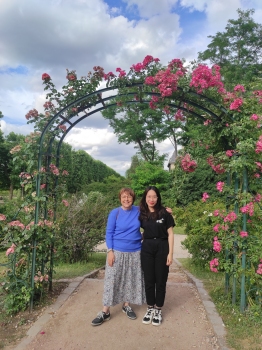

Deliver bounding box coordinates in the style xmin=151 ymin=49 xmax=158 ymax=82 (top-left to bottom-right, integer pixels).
xmin=165 ymin=210 xmax=175 ymax=229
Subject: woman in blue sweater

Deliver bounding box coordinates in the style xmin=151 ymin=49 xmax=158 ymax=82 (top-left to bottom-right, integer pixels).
xmin=91 ymin=187 xmax=145 ymax=326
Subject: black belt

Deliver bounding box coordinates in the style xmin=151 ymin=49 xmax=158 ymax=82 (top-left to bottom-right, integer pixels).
xmin=144 ymin=237 xmax=167 ymax=240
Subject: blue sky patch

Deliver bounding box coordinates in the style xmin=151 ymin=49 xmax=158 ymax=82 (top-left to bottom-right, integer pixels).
xmin=104 ymin=0 xmax=140 ymax=21
xmin=0 ymin=65 xmax=29 ymax=75
xmin=174 ymin=5 xmax=206 ymax=42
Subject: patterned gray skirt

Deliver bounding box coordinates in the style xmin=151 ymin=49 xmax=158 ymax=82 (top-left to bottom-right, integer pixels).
xmin=103 ymin=250 xmax=146 ymax=306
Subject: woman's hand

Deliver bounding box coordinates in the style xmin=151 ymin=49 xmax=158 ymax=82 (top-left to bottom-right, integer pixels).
xmin=166 ymin=253 xmax=173 ymax=266
xmin=107 ymin=251 xmax=115 ymax=266
xmin=166 ymin=207 xmax=173 ymax=214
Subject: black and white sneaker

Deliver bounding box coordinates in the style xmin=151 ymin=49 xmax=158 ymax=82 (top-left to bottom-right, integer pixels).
xmin=142 ymin=307 xmax=155 ymax=324
xmin=152 ymin=308 xmax=162 ymax=326
xmin=122 ymin=305 xmax=137 ymax=319
xmin=91 ymin=311 xmax=111 ymax=326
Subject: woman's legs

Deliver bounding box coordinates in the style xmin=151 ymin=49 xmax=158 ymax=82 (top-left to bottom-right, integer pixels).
xmin=154 ymin=240 xmax=169 ymax=308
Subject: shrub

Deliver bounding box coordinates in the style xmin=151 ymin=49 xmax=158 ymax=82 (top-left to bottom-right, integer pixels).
xmin=56 ymin=192 xmax=111 ymax=263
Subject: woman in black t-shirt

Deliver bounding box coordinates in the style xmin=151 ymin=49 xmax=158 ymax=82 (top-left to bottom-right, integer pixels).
xmin=139 ymin=186 xmax=175 ymax=326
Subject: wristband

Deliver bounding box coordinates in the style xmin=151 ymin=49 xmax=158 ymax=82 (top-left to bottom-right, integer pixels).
xmin=107 ymin=249 xmax=113 ymax=253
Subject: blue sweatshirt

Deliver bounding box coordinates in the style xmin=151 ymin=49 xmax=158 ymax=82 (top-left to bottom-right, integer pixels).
xmin=105 ymin=205 xmax=141 ymax=252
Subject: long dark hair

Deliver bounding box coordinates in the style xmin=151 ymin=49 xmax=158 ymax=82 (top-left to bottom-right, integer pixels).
xmin=139 ymin=186 xmax=165 ymax=221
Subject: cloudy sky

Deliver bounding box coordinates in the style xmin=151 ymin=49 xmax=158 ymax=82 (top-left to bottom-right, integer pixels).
xmin=1 ymin=0 xmax=262 ymax=175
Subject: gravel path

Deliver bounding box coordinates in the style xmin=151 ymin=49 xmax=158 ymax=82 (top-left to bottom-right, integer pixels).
xmin=12 ymin=235 xmax=229 ymax=350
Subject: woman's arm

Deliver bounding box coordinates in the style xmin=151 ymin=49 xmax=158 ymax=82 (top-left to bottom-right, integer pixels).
xmin=166 ymin=227 xmax=174 ymax=266
xmin=105 ymin=209 xmax=117 ymax=267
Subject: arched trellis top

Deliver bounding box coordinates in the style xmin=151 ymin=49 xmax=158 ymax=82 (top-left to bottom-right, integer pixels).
xmin=37 ymin=82 xmax=229 ymax=175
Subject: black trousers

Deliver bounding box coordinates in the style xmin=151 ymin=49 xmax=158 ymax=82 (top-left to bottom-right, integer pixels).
xmin=141 ymin=239 xmax=169 ymax=307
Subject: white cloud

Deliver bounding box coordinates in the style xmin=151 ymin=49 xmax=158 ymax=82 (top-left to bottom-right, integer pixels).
xmin=1 ymin=0 xmax=262 ymax=176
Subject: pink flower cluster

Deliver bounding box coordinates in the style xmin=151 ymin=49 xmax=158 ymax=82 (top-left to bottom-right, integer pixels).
xmin=19 ymin=172 xmax=31 ymax=180
xmin=229 ymin=98 xmax=243 ymax=111
xmin=130 ymin=55 xmax=159 ymax=72
xmin=240 ymin=202 xmax=254 ymax=216
xmin=256 ymin=260 xmax=262 ymax=275
xmin=180 ymin=154 xmax=197 ymax=173
xmin=207 ymin=156 xmax=225 ymax=174
xmin=204 ymin=119 xmax=212 ymax=126
xmin=25 ymin=109 xmax=39 ymax=120
xmin=216 ymin=181 xmax=225 ymax=192
xmin=6 ymin=243 xmax=16 ymax=256
xmin=210 ymin=258 xmax=219 ymax=272
xmin=190 ymin=64 xmax=224 ymax=94
xmin=174 ymin=109 xmax=185 ymax=121
xmin=38 ymin=220 xmax=53 ymax=227
xmin=59 ymin=125 xmax=67 ymax=132
xmin=226 ymin=150 xmax=235 ymax=157
xmin=43 ymin=101 xmax=54 ymax=109
xmin=103 ymin=71 xmax=115 ymax=80
xmin=8 ymin=220 xmax=25 ymax=230
xmin=213 ymin=236 xmax=222 ymax=252
xmin=224 ymin=211 xmax=238 ymax=223
xmin=49 ymin=164 xmax=59 ymax=175
xmin=255 ymin=136 xmax=262 ymax=153
xmin=62 ymin=170 xmax=69 ymax=176
xmin=240 ymin=231 xmax=248 ymax=238
xmin=116 ymin=67 xmax=126 ymax=77
xmin=202 ymin=192 xmax=209 ymax=202
xmin=62 ymin=199 xmax=69 ymax=207
xmin=250 ymin=114 xmax=259 ymax=121
xmin=0 ymin=213 xmax=6 ymax=221
xmin=233 ymin=84 xmax=245 ymax=93
xmin=40 ymin=184 xmax=46 ymax=190
xmin=254 ymin=193 xmax=262 ymax=202
xmin=34 ymin=271 xmax=49 ymax=283
xmin=149 ymin=96 xmax=159 ymax=109
xmin=146 ymin=67 xmax=185 ymax=98
xmin=213 ymin=224 xmax=220 ymax=233
xmin=10 ymin=145 xmax=22 ymax=154
xmin=252 ymin=90 xmax=262 ymax=104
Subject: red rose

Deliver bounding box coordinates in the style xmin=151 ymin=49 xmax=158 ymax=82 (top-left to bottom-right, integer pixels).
xmin=42 ymin=73 xmax=51 ymax=81
xmin=66 ymin=73 xmax=76 ymax=81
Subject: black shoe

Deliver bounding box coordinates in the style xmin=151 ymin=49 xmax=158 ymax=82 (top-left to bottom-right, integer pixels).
xmin=91 ymin=311 xmax=111 ymax=326
xmin=122 ymin=305 xmax=137 ymax=320
xmin=152 ymin=308 xmax=162 ymax=326
xmin=142 ymin=307 xmax=154 ymax=324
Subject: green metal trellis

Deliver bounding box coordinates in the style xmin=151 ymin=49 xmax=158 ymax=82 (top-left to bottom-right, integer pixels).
xmin=11 ymin=82 xmax=247 ymax=311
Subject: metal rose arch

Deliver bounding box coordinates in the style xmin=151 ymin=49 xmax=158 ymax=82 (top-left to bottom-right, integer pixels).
xmin=2 ymin=56 xmax=262 ymax=314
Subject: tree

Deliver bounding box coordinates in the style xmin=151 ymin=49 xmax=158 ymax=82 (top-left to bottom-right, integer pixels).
xmin=129 ymin=161 xmax=172 ymax=198
xmin=102 ymin=99 xmax=181 ymax=163
xmin=198 ymin=9 xmax=262 ymax=87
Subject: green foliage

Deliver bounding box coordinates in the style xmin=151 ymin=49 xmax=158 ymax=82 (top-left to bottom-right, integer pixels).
xmin=56 ymin=192 xmax=110 ymax=263
xmin=171 ymin=157 xmax=227 ymax=206
xmin=174 ymin=200 xmax=225 ymax=266
xmin=129 ymin=162 xmax=172 ymax=197
xmin=67 ymin=150 xmax=121 ymax=193
xmin=3 ymin=284 xmax=32 ymax=315
xmin=84 ymin=175 xmax=131 ymax=207
xmin=198 ymin=8 xmax=262 ymax=88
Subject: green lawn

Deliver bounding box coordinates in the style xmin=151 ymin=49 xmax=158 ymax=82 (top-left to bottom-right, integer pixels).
xmin=53 ymin=253 xmax=106 ymax=279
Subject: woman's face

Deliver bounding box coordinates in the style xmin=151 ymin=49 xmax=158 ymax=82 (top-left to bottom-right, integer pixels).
xmin=120 ymin=192 xmax=133 ymax=210
xmin=146 ymin=189 xmax=158 ymax=211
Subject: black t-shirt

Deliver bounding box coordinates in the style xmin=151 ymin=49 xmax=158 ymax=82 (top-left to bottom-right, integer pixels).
xmin=141 ymin=209 xmax=175 ymax=239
